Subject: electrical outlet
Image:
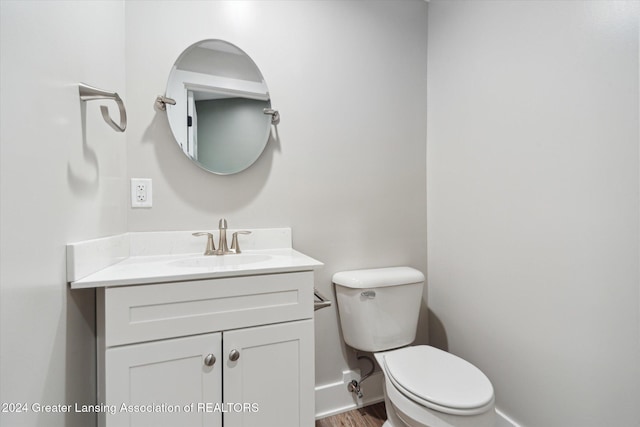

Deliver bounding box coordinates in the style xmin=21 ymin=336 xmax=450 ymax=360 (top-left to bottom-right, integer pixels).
xmin=131 ymin=178 xmax=152 ymax=208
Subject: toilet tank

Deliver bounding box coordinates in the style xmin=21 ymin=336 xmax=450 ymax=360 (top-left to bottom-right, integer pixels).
xmin=333 ymin=267 xmax=425 ymax=352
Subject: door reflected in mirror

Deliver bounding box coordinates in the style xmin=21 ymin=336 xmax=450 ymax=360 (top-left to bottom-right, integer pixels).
xmin=165 ymin=40 xmax=272 ymax=175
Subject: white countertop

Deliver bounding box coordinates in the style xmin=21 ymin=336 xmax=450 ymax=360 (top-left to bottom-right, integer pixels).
xmin=67 ymin=228 xmax=323 ymax=289
xmin=70 ymin=248 xmax=323 ymax=289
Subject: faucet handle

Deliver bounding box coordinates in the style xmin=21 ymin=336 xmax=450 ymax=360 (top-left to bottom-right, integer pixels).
xmin=192 ymin=232 xmax=216 ymax=255
xmin=230 ymin=231 xmax=251 ymax=254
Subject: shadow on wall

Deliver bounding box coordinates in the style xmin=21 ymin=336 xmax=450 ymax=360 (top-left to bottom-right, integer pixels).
xmin=65 ymin=287 xmax=96 ymax=427
xmin=427 ymin=308 xmax=449 ymax=352
xmin=141 ymin=109 xmax=281 ymax=212
xmin=67 ymin=103 xmax=99 ymax=197
xmin=414 ymin=297 xmax=430 ymax=347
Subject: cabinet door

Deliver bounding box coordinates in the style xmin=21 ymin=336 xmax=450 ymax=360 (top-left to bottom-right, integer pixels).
xmin=223 ymin=320 xmax=315 ymax=427
xmin=104 ymin=333 xmax=222 ymax=427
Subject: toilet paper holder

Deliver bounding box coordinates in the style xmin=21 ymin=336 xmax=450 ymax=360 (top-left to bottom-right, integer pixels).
xmin=314 ymin=288 xmax=332 ymax=311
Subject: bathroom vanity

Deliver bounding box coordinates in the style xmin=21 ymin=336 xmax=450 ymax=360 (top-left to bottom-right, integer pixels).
xmin=68 ymin=229 xmax=323 ymax=427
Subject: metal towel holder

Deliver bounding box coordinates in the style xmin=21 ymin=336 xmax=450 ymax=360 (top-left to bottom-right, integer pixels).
xmin=79 ymin=83 xmax=127 ymax=132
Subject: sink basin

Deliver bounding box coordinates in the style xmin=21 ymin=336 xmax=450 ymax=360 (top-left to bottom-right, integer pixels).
xmin=170 ymin=253 xmax=273 ymax=269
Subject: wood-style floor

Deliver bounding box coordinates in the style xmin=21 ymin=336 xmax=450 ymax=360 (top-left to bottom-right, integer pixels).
xmin=315 ymin=402 xmax=386 ymax=427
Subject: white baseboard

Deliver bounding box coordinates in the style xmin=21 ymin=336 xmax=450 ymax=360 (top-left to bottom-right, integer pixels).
xmin=315 ymin=370 xmax=384 ymax=419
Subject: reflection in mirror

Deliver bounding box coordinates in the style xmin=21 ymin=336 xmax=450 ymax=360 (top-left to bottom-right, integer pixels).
xmin=165 ymin=40 xmax=272 ymax=175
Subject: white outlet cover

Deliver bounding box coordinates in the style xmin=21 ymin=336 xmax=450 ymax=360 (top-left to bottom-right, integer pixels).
xmin=131 ymin=178 xmax=152 ymax=208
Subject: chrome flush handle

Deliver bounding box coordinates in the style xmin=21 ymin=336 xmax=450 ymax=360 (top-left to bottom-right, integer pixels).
xmin=361 ymin=290 xmax=376 ymax=299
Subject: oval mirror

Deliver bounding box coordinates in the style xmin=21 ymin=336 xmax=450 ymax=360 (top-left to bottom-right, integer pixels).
xmin=164 ymin=40 xmax=273 ymax=175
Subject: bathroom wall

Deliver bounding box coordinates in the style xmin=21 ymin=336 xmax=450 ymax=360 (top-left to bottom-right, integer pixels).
xmin=427 ymin=1 xmax=640 ymax=426
xmin=0 ymin=1 xmax=127 ymax=427
xmin=125 ymin=0 xmax=428 ymax=410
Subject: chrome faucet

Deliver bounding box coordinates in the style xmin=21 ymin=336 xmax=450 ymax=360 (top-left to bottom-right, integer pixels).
xmin=215 ymin=218 xmax=231 ymax=255
xmin=193 ymin=219 xmax=252 ymax=256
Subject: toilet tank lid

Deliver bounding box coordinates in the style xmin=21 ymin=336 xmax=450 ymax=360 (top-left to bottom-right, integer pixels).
xmin=332 ymin=267 xmax=424 ymax=289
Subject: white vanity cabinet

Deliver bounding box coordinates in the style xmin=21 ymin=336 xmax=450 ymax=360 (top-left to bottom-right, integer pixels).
xmin=96 ymin=271 xmax=315 ymax=427
xmin=105 ymin=332 xmax=223 ymax=427
xmin=223 ymin=320 xmax=314 ymax=427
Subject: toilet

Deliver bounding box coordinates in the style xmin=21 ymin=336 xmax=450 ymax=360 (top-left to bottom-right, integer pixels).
xmin=333 ymin=267 xmax=496 ymax=427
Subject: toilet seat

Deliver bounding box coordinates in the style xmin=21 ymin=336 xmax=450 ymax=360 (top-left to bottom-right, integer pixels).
xmin=381 ymin=346 xmax=494 ymax=416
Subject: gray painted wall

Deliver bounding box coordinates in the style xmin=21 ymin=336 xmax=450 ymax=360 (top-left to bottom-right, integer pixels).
xmin=427 ymin=1 xmax=640 ymax=425
xmin=0 ymin=1 xmax=126 ymax=426
xmin=125 ymin=0 xmax=429 ymax=394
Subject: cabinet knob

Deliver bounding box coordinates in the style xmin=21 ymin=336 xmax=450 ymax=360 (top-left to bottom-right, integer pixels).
xmin=204 ymin=354 xmax=216 ymax=366
xmin=229 ymin=349 xmax=240 ymax=361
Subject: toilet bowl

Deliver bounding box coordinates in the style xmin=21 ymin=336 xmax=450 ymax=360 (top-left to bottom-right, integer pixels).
xmin=375 ymin=346 xmax=495 ymax=427
xmin=333 ymin=267 xmax=496 ymax=427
